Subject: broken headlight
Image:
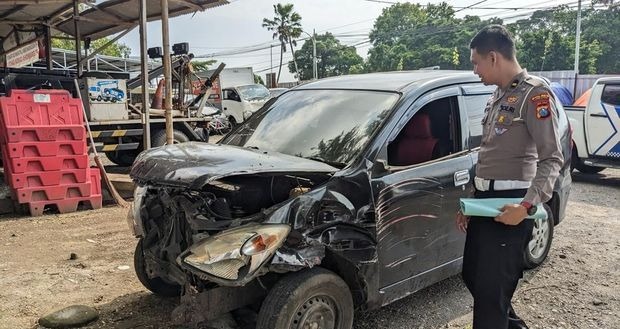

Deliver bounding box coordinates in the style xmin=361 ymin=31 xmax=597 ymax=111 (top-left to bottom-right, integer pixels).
xmin=180 ymin=224 xmax=290 ymax=281
xmin=127 ymin=186 xmax=147 ymax=236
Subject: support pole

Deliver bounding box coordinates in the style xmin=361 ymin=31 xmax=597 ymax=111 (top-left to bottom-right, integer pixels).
xmin=140 ymin=0 xmax=151 ymax=149
xmin=73 ymin=0 xmax=82 ymax=77
xmin=45 ymin=25 xmax=53 ymax=70
xmin=161 ymin=0 xmax=173 ymax=145
xmin=573 ymin=0 xmax=582 ymax=97
xmin=312 ymin=29 xmax=317 ymax=80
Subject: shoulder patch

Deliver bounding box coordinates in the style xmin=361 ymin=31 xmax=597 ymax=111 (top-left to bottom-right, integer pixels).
xmin=530 ymin=93 xmax=550 ymax=103
xmin=507 ymin=95 xmax=519 ymax=104
xmin=535 ymin=104 xmax=551 ymax=119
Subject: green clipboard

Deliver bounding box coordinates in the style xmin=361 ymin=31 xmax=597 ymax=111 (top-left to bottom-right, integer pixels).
xmin=459 ymin=198 xmax=548 ymax=220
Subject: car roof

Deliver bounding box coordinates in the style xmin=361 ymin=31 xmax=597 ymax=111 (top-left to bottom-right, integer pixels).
xmin=294 ymin=70 xmax=480 ymax=92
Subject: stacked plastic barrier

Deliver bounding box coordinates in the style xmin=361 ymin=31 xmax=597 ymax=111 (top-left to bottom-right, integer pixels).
xmin=0 ymin=90 xmax=102 ymax=216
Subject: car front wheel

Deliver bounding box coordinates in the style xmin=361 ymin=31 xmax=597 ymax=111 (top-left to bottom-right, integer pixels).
xmin=134 ymin=239 xmax=181 ymax=297
xmin=256 ymin=268 xmax=354 ymax=329
xmin=524 ymin=204 xmax=554 ymax=269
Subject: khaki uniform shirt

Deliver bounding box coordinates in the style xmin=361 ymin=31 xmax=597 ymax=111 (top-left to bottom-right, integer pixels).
xmin=476 ymin=70 xmax=563 ymax=205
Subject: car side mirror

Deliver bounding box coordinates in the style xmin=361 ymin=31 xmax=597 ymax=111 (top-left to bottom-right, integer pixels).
xmin=372 ymin=159 xmax=391 ymax=174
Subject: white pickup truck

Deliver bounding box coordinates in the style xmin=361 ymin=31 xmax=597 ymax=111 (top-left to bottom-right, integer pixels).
xmin=566 ymin=77 xmax=620 ymax=173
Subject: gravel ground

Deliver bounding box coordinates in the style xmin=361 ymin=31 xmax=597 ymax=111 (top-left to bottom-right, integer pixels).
xmin=0 ymin=168 xmax=618 ymax=329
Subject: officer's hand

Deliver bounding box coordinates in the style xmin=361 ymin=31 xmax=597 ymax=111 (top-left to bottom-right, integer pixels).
xmin=495 ymin=204 xmax=527 ymax=226
xmin=456 ymin=210 xmax=470 ymax=233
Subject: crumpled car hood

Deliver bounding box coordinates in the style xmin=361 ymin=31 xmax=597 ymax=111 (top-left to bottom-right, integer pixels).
xmin=130 ymin=142 xmax=337 ymax=188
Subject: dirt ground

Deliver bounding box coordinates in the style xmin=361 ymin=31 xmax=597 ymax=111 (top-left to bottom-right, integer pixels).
xmin=0 ymin=169 xmax=618 ymax=329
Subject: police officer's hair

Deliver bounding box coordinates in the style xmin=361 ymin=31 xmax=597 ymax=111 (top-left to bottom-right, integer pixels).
xmin=470 ymin=25 xmax=516 ymax=61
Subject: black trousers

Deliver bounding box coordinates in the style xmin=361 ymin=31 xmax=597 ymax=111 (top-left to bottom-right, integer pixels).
xmin=462 ymin=188 xmax=534 ymax=329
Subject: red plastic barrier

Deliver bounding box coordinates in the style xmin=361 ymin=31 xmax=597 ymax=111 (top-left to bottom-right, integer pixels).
xmin=2 ymin=140 xmax=87 ymax=158
xmin=0 ymin=90 xmax=83 ymax=126
xmin=0 ymin=125 xmax=86 ymax=143
xmin=2 ymin=152 xmax=90 ymax=174
xmin=15 ymin=182 xmax=92 ymax=203
xmin=6 ymin=168 xmax=90 ymax=189
xmin=28 ymin=195 xmax=103 ymax=217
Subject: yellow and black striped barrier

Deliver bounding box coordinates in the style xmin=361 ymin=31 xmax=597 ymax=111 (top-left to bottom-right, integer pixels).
xmin=93 ymin=143 xmax=140 ymax=153
xmin=90 ymin=129 xmax=143 ymax=139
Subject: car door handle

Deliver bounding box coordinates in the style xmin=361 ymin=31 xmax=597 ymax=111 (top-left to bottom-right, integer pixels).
xmin=454 ymin=170 xmax=470 ymax=187
xmin=590 ymin=113 xmax=608 ymax=118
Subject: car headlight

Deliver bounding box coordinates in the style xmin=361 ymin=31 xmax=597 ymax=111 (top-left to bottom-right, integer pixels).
xmin=180 ymin=224 xmax=290 ymax=280
xmin=126 ymin=186 xmax=147 ymax=236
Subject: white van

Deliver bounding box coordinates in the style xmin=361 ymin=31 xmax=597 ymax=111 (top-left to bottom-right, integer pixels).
xmin=222 ymin=84 xmax=270 ymax=125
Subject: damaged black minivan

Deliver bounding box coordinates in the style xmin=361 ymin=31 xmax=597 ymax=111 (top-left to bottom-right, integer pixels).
xmin=128 ymin=70 xmax=572 ymax=328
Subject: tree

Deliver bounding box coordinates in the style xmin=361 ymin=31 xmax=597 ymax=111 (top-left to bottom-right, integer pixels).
xmin=289 ymin=33 xmax=363 ymax=79
xmin=190 ymin=59 xmax=217 ymax=72
xmin=366 ymin=2 xmax=500 ymax=72
xmin=254 ymin=74 xmax=265 ymax=85
xmin=51 ymin=36 xmax=131 ymax=58
xmin=262 ymin=3 xmax=303 ymax=83
xmin=508 ymin=5 xmax=614 ymax=74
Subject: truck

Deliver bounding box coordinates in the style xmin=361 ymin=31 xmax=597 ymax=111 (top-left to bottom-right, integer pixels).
xmin=565 ymin=77 xmax=620 ymax=174
xmin=0 ymin=54 xmax=223 ymax=167
xmin=197 ymin=67 xmax=271 ymax=125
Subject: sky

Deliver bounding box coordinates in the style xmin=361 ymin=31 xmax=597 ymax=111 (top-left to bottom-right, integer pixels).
xmin=115 ymin=0 xmax=584 ymax=83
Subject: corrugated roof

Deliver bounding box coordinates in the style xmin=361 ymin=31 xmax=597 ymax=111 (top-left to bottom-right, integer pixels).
xmin=56 ymin=0 xmax=229 ymax=40
xmin=1 ymin=0 xmax=228 ymax=53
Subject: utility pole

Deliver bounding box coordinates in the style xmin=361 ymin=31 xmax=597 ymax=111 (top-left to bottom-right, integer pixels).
xmin=161 ymin=0 xmax=173 ymax=145
xmin=312 ymin=29 xmax=317 ymax=80
xmin=573 ymin=0 xmax=582 ymax=96
xmin=140 ymin=0 xmax=151 ymax=149
xmin=270 ymin=44 xmax=273 ymax=88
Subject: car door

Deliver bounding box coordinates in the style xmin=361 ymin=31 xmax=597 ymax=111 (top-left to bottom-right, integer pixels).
xmin=222 ymin=88 xmax=244 ymax=124
xmin=585 ymin=83 xmax=620 ymax=158
xmin=370 ymin=86 xmax=474 ymax=303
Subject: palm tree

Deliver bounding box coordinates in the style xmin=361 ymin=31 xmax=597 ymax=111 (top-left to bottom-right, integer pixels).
xmin=262 ymin=3 xmax=303 ymax=84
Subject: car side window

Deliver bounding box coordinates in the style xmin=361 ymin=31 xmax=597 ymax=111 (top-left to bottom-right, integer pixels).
xmin=387 ymin=96 xmax=462 ymax=166
xmin=602 ymin=84 xmax=620 ymax=106
xmin=462 ymin=94 xmax=490 ymax=148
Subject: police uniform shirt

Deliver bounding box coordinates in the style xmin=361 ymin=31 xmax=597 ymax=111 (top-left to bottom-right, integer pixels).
xmin=476 ymin=70 xmax=564 ymax=205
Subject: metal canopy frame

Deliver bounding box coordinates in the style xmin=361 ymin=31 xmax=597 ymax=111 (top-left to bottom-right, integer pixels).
xmin=0 ymin=0 xmax=228 ymax=58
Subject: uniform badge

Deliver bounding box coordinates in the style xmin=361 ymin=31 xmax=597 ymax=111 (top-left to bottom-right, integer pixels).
xmin=500 ymin=105 xmax=515 ymax=113
xmin=495 ymin=127 xmax=508 ymax=135
xmin=507 ymin=96 xmax=518 ymax=104
xmin=536 ymin=105 xmax=551 ymax=119
xmin=530 ymin=93 xmax=550 ymax=102
xmin=510 ymin=80 xmax=519 ymax=88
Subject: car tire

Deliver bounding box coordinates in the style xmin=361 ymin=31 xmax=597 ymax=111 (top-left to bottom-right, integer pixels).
xmin=256 ymin=268 xmax=354 ymax=329
xmin=134 ymin=239 xmax=182 ymax=297
xmin=228 ymin=116 xmax=238 ymax=128
xmin=524 ymin=204 xmax=554 ymax=269
xmin=105 ymin=150 xmax=139 ymax=167
xmin=151 ymin=128 xmax=190 ymax=147
xmin=575 ymin=163 xmax=605 ymax=174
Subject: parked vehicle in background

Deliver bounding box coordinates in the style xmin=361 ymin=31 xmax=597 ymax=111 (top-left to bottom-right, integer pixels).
xmin=269 ymin=87 xmax=288 ymax=98
xmin=565 ymin=77 xmax=620 ymax=173
xmin=222 ymin=84 xmax=271 ymax=125
xmin=128 ymin=70 xmax=572 ymax=329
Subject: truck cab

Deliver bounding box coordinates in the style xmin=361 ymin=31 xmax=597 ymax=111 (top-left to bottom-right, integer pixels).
xmin=566 ymin=77 xmax=620 ymax=173
xmin=222 ymin=84 xmax=271 ymax=125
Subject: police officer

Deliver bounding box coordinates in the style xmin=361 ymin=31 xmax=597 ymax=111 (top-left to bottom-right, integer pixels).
xmin=455 ymin=25 xmax=564 ymax=329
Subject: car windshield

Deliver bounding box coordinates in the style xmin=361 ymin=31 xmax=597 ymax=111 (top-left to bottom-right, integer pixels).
xmin=237 ymin=84 xmax=270 ymax=101
xmin=221 ymin=89 xmax=399 ymax=166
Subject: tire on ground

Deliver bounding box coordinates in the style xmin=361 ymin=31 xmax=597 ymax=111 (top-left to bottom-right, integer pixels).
xmin=133 ymin=239 xmax=181 ymax=297
xmin=105 ymin=150 xmax=139 ymax=167
xmin=524 ymin=203 xmax=554 ymax=269
xmin=256 ymin=267 xmax=354 ymax=329
xmin=151 ymin=128 xmax=190 ymax=147
xmin=575 ymin=163 xmax=605 ymax=174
